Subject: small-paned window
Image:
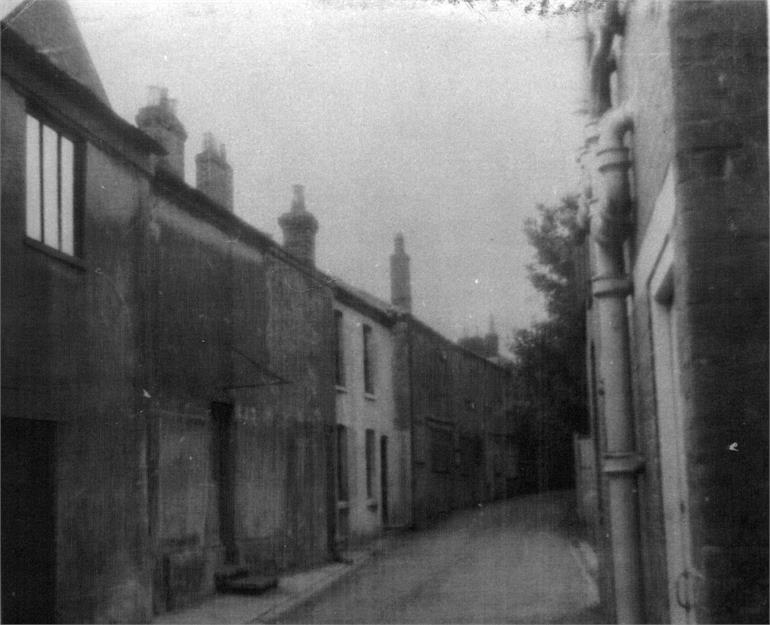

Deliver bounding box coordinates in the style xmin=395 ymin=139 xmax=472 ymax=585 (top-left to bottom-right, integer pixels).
xmin=365 ymin=428 xmax=375 ymax=498
xmin=336 ymin=425 xmax=349 ymax=502
xmin=363 ymin=324 xmax=374 ymax=394
xmin=334 ymin=310 xmax=345 ymax=387
xmin=26 ymin=113 xmax=77 ymax=255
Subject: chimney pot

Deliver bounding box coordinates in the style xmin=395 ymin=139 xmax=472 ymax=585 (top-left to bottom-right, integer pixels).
xmin=202 ymin=131 xmax=216 ymax=153
xmin=292 ymin=184 xmax=306 ymax=211
xmin=484 ymin=314 xmax=499 ymax=357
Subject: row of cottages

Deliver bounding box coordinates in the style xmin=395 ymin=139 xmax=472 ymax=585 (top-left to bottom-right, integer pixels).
xmin=0 ymin=1 xmax=517 ymax=622
xmin=572 ymin=1 xmax=767 ymax=623
xmin=332 ymin=238 xmax=518 ymax=543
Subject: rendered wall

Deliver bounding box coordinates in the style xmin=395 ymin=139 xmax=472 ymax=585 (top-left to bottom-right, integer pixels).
xmin=1 ymin=75 xmax=153 ymax=623
xmin=334 ymin=302 xmax=410 ymax=546
xmin=145 ymin=186 xmax=335 ymax=612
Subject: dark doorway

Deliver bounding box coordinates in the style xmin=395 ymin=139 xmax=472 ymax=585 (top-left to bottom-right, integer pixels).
xmin=2 ymin=417 xmax=57 ymax=624
xmin=380 ymin=435 xmax=389 ymax=526
xmin=211 ymin=402 xmax=236 ymax=564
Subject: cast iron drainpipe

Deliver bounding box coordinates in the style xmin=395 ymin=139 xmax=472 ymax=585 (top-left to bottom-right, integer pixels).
xmin=591 ymin=103 xmax=645 ymax=624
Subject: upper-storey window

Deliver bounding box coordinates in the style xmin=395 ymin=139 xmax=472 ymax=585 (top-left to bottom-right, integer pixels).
xmin=26 ymin=113 xmax=78 ymax=256
xmin=334 ymin=310 xmax=345 ymax=387
xmin=362 ymin=324 xmax=374 ymax=395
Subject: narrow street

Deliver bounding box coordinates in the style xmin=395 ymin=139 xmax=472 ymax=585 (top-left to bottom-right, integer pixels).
xmin=274 ymin=491 xmax=602 ymax=624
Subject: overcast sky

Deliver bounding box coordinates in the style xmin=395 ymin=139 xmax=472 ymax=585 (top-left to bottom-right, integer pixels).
xmin=65 ymin=0 xmax=586 ymax=352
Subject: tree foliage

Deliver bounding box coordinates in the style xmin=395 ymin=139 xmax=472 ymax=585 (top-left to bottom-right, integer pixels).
xmin=510 ymin=196 xmax=586 ymax=490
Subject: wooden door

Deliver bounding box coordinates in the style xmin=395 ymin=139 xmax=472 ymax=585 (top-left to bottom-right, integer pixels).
xmin=2 ymin=417 xmax=57 ymax=623
xmin=211 ymin=402 xmax=236 ymax=564
xmin=380 ymin=435 xmax=389 ymax=526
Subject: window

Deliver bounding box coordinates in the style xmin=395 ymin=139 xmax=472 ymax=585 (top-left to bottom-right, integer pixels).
xmin=26 ymin=114 xmax=77 ymax=255
xmin=362 ymin=324 xmax=374 ymax=394
xmin=365 ymin=428 xmax=375 ymax=498
xmin=336 ymin=425 xmax=349 ymax=502
xmin=334 ymin=310 xmax=345 ymax=387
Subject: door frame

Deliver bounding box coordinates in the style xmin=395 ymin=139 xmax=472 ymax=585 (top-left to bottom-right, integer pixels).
xmin=380 ymin=435 xmax=389 ymax=526
xmin=649 ymin=238 xmax=696 ymax=623
xmin=211 ymin=402 xmax=236 ymax=564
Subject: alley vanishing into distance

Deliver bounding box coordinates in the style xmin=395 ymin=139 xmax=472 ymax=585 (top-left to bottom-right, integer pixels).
xmin=274 ymin=492 xmax=601 ymax=624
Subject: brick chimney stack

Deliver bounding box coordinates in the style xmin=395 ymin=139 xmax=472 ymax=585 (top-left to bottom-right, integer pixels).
xmin=390 ymin=232 xmax=412 ymax=312
xmin=278 ymin=185 xmax=319 ymax=266
xmin=484 ymin=315 xmax=499 ymax=357
xmin=195 ymin=132 xmax=233 ymax=211
xmin=136 ymin=86 xmax=187 ymax=178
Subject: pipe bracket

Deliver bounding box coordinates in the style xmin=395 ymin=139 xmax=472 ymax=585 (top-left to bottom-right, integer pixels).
xmin=602 ymin=452 xmax=645 ymax=475
xmin=591 ymin=275 xmax=632 ymax=298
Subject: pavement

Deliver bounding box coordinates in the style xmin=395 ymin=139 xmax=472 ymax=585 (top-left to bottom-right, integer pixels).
xmin=154 ymin=491 xmax=603 ymax=624
xmin=152 ymin=536 xmax=396 ymax=625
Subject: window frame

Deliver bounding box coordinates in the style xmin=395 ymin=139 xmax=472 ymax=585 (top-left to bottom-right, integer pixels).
xmin=25 ymin=108 xmax=84 ymax=259
xmin=362 ymin=324 xmax=374 ymax=395
xmin=365 ymin=428 xmax=375 ymax=499
xmin=333 ymin=310 xmax=345 ymax=388
xmin=336 ymin=424 xmax=349 ymax=503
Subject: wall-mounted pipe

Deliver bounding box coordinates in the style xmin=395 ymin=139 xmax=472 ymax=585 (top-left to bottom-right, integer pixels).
xmin=594 ymin=105 xmax=634 ymax=246
xmin=589 ymin=103 xmax=644 ymax=624
xmin=588 ymin=0 xmax=623 ymax=118
xmin=576 ymin=120 xmax=601 ymax=236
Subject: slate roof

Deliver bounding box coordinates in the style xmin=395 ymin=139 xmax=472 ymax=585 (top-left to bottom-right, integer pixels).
xmin=4 ymin=0 xmax=110 ymax=105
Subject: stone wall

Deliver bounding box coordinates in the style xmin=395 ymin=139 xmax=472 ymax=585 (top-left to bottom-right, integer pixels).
xmin=670 ymin=2 xmax=768 ymax=621
xmin=146 ymin=176 xmax=335 ymax=613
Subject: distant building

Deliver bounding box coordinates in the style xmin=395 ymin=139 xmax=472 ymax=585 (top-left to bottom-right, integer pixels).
xmin=457 ymin=316 xmax=509 ymax=365
xmin=389 ymin=239 xmax=519 ymax=526
xmin=573 ymin=1 xmax=767 ymax=622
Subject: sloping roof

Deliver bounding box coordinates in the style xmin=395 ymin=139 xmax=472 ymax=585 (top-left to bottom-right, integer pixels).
xmin=3 ymin=0 xmax=110 ymax=105
xmin=333 ymin=277 xmax=393 ymax=315
xmin=331 ymin=277 xmax=398 ymax=325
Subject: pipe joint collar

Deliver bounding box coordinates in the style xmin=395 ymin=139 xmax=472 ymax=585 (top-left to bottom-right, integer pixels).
xmin=602 ymin=452 xmax=645 ymax=475
xmin=596 ymin=146 xmax=631 ymax=173
xmin=592 ymin=274 xmax=632 ymax=298
xmin=584 ymin=120 xmax=601 ymax=146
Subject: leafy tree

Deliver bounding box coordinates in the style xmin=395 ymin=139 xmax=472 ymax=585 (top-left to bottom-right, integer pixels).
xmin=510 ymin=196 xmax=587 ymax=491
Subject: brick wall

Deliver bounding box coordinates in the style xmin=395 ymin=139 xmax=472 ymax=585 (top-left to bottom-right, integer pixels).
xmin=670 ymin=2 xmax=768 ymax=621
